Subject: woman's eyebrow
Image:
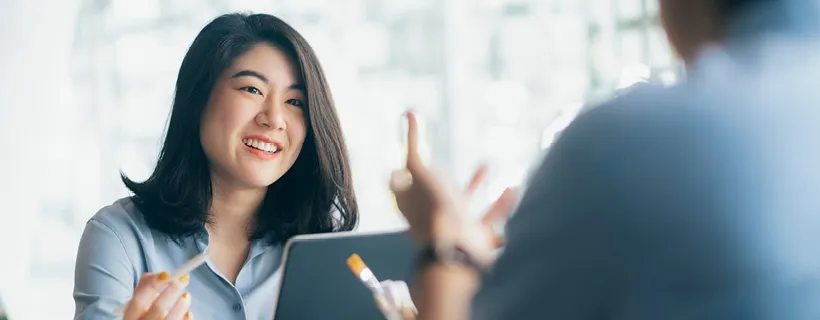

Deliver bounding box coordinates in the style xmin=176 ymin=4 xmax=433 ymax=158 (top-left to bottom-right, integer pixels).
xmin=230 ymin=69 xmax=268 ymax=83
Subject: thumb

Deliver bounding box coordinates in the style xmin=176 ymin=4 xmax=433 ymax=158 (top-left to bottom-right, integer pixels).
xmin=390 ymin=170 xmax=413 ymax=194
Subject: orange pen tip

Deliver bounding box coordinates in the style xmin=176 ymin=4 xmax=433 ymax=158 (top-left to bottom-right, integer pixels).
xmin=346 ymin=253 xmax=367 ymax=275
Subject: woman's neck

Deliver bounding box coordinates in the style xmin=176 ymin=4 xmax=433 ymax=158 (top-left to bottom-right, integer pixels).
xmin=208 ymin=176 xmax=267 ymax=242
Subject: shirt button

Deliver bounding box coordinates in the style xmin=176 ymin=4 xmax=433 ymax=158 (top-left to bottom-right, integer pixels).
xmin=232 ymin=302 xmax=242 ymax=312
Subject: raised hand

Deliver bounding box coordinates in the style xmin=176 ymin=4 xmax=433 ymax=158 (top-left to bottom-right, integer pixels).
xmin=390 ymin=112 xmax=515 ymax=267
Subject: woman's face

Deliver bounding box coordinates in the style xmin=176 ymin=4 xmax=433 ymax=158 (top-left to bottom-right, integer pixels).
xmin=200 ymin=43 xmax=308 ymax=190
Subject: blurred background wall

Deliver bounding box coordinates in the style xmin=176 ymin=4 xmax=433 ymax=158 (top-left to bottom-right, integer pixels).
xmin=0 ymin=0 xmax=677 ymax=318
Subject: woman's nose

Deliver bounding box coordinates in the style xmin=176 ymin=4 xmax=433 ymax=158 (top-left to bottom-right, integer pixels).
xmin=256 ymin=104 xmax=288 ymax=131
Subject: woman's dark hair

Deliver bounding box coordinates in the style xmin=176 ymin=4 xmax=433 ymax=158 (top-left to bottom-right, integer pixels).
xmin=122 ymin=13 xmax=358 ymax=245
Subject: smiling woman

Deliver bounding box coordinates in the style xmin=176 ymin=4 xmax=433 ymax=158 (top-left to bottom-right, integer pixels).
xmin=73 ymin=13 xmax=358 ymax=320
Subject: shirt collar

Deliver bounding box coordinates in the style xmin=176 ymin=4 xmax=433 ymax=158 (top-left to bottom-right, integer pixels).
xmin=194 ymin=226 xmax=274 ymax=261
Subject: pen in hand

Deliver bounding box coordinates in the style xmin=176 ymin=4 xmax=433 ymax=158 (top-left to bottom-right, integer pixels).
xmin=346 ymin=253 xmax=385 ymax=295
xmin=113 ymin=250 xmax=209 ymax=316
xmin=347 ymin=254 xmax=416 ymax=320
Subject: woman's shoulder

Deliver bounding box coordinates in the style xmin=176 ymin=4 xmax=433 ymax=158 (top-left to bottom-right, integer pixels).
xmin=77 ymin=197 xmax=156 ymax=279
xmin=84 ymin=197 xmax=153 ymax=245
xmin=88 ymin=197 xmax=145 ymax=229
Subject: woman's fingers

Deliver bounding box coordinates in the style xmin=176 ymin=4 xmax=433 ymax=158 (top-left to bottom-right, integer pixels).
xmin=163 ymin=291 xmax=192 ymax=320
xmin=139 ymin=274 xmax=190 ymax=320
xmin=398 ymin=307 xmax=417 ymax=320
xmin=374 ymin=294 xmax=397 ymax=318
xmin=123 ymin=272 xmax=167 ymax=320
xmin=378 ymin=280 xmax=418 ymax=320
xmin=374 ymin=294 xmax=416 ymax=320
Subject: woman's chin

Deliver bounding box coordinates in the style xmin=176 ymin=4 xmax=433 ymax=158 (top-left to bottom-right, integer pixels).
xmin=236 ymin=171 xmax=284 ymax=189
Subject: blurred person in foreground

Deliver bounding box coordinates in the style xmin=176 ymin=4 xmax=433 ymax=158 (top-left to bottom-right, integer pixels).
xmin=389 ymin=0 xmax=820 ymax=319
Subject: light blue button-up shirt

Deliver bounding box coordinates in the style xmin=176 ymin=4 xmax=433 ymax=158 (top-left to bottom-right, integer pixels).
xmin=73 ymin=197 xmax=284 ymax=320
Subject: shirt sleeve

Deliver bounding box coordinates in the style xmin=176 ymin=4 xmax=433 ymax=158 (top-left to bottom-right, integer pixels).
xmin=73 ymin=219 xmax=136 ymax=320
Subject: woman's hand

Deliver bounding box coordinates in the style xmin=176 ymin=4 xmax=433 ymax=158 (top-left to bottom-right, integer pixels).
xmin=390 ymin=112 xmax=519 ymax=267
xmin=123 ymin=272 xmax=193 ymax=320
xmin=374 ymin=280 xmax=417 ymax=320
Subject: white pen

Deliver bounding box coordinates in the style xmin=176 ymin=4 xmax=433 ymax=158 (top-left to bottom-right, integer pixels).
xmin=346 ymin=253 xmax=385 ymax=295
xmin=113 ymin=250 xmax=209 ymax=316
xmin=347 ymin=254 xmax=411 ymax=320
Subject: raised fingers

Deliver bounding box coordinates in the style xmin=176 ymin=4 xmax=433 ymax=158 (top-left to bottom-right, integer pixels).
xmin=480 ymin=187 xmax=520 ymax=225
xmin=464 ymin=164 xmax=488 ymax=197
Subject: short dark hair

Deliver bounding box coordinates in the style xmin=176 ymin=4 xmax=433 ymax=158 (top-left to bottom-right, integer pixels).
xmin=122 ymin=13 xmax=359 ymax=245
xmin=719 ymin=0 xmax=769 ymax=16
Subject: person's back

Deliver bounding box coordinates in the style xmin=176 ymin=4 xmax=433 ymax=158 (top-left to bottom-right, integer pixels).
xmin=471 ymin=1 xmax=820 ymax=318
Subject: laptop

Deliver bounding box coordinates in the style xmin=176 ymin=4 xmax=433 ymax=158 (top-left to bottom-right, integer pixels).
xmin=271 ymin=229 xmax=419 ymax=319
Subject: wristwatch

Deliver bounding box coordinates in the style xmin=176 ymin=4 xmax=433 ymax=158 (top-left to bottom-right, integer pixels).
xmin=416 ymin=242 xmax=483 ymax=272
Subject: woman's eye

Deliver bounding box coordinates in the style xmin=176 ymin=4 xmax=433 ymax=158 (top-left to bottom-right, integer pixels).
xmin=241 ymin=86 xmax=263 ymax=96
xmin=286 ymin=99 xmax=304 ymax=107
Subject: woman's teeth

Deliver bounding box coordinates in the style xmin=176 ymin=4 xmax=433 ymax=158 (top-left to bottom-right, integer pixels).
xmin=243 ymin=138 xmax=279 ymax=153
